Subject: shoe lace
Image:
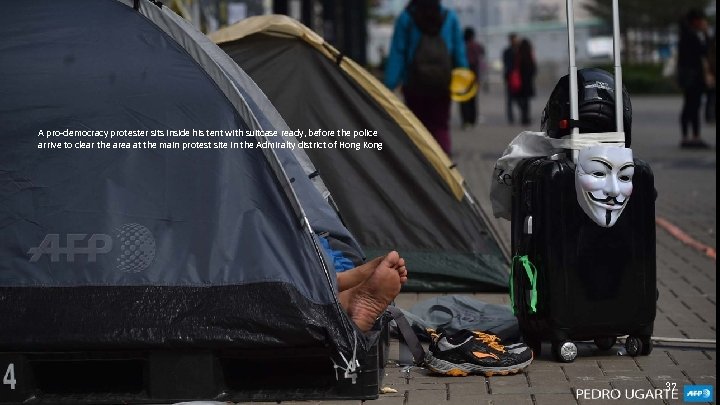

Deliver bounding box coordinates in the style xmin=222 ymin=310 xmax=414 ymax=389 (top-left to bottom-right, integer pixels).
xmin=426 ymin=328 xmax=440 ymax=342
xmin=473 ymin=331 xmax=505 ymax=353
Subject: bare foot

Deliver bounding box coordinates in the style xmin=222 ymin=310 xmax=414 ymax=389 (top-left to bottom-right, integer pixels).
xmin=338 ymin=251 xmax=403 ymax=332
xmin=396 ymin=256 xmax=408 ymax=284
xmin=336 ymin=256 xmax=383 ymax=292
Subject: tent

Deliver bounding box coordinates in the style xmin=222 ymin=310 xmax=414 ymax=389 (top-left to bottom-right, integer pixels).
xmin=211 ymin=15 xmax=510 ymax=291
xmin=0 ymin=1 xmax=383 ymax=401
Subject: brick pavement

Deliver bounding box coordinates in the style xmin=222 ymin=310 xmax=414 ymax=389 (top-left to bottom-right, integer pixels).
xmin=282 ymin=94 xmax=715 ymax=405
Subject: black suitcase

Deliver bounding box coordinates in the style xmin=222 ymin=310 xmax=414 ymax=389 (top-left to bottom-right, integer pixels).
xmin=510 ymin=155 xmax=656 ymax=362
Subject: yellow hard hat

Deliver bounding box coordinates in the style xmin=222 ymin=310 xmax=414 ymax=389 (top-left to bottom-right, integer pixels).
xmin=450 ymin=68 xmax=478 ymax=102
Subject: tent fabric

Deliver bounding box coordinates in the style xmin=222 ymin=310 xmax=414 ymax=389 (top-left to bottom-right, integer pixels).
xmin=189 ymin=14 xmax=365 ymax=263
xmin=0 ymin=0 xmax=368 ymax=368
xmin=211 ymin=15 xmax=509 ymax=291
xmin=138 ymin=1 xmax=365 ymax=262
xmin=210 ymin=15 xmax=466 ymax=201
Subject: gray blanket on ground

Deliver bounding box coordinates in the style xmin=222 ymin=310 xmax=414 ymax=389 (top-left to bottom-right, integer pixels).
xmin=393 ymin=295 xmax=520 ymax=343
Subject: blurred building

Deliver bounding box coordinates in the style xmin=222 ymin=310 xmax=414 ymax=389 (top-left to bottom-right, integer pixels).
xmin=173 ymin=0 xmax=368 ymax=65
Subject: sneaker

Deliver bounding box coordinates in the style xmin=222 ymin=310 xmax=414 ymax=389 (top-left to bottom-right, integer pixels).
xmin=424 ymin=329 xmax=533 ymax=377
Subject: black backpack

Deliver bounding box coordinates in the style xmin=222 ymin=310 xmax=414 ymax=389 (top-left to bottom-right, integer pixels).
xmin=406 ymin=10 xmax=452 ymax=93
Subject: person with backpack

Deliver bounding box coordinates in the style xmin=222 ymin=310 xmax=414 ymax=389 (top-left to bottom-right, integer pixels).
xmin=384 ymin=0 xmax=468 ymax=156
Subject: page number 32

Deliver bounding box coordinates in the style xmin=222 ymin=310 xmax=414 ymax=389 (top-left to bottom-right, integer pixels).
xmin=3 ymin=363 xmax=16 ymax=390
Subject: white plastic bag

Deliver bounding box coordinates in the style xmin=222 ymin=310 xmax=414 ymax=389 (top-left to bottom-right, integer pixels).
xmin=490 ymin=131 xmax=562 ymax=220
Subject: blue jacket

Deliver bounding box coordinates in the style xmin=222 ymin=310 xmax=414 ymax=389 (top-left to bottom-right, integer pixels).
xmin=384 ymin=6 xmax=468 ymax=90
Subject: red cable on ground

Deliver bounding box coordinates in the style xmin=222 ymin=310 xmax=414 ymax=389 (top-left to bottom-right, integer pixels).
xmin=655 ymin=217 xmax=716 ymax=261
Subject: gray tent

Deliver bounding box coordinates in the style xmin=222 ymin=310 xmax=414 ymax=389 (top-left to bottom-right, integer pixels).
xmin=0 ymin=1 xmax=383 ymax=401
xmin=211 ymin=16 xmax=509 ymax=291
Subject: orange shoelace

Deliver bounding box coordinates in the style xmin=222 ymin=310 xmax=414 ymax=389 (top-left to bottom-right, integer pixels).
xmin=427 ymin=328 xmax=440 ymax=341
xmin=473 ymin=331 xmax=506 ymax=353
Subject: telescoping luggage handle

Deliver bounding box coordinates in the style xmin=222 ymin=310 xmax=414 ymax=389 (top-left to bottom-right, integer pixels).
xmin=566 ymin=0 xmax=625 ymax=162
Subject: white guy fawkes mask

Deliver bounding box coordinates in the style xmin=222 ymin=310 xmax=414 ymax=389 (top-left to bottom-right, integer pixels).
xmin=575 ymin=145 xmax=634 ymax=227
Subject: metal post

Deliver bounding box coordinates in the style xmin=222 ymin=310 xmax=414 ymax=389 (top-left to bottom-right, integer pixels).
xmin=612 ymin=0 xmax=625 ymax=142
xmin=566 ymin=0 xmax=579 ymax=162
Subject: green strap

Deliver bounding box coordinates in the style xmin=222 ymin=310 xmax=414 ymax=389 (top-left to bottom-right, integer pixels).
xmin=510 ymin=255 xmax=538 ymax=314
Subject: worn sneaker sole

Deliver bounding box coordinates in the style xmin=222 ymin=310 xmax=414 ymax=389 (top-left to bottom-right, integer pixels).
xmin=423 ymin=352 xmax=533 ymax=377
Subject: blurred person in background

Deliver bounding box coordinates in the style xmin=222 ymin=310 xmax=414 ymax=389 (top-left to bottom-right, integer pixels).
xmin=515 ymin=38 xmax=537 ymax=126
xmin=502 ymin=33 xmax=520 ymax=124
xmin=460 ymin=26 xmax=485 ymax=128
xmin=384 ymin=0 xmax=468 ymax=156
xmin=676 ymin=9 xmax=711 ymax=149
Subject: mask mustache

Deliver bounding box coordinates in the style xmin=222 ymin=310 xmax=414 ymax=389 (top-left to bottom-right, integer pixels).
xmin=588 ymin=193 xmax=626 ymax=206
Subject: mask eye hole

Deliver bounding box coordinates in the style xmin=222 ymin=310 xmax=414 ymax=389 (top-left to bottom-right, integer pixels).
xmin=592 ymin=171 xmax=606 ymax=178
xmin=619 ymin=175 xmax=632 ymax=182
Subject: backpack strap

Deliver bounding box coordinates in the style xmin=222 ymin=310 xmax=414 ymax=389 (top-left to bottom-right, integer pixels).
xmin=386 ymin=306 xmax=426 ymax=366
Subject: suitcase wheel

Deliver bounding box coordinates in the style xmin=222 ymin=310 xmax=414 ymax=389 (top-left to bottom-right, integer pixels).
xmin=594 ymin=337 xmax=616 ymax=351
xmin=640 ymin=335 xmax=653 ymax=356
xmin=552 ymin=340 xmax=577 ymax=363
xmin=624 ymin=336 xmax=643 ymax=356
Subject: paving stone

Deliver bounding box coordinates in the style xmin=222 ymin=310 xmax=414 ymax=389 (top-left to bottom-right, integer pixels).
xmin=680 ymin=367 xmax=718 ymax=384
xmin=430 ymin=375 xmax=486 ymax=386
xmin=380 ymin=376 xmax=409 ymax=392
xmin=447 ymin=381 xmax=490 ymax=397
xmin=483 ymin=394 xmax=534 ymax=405
xmin=569 ymin=380 xmax=613 ymax=392
xmin=646 ymin=370 xmax=693 ymax=387
xmin=486 ymin=373 xmax=531 ymax=394
xmin=562 ymin=364 xmax=607 ymax=381
xmin=367 ymin=395 xmax=406 ymax=405
xmin=403 ymin=387 xmax=447 ymax=404
xmin=680 ymin=296 xmax=716 ymax=319
xmin=532 ymin=393 xmax=578 ymax=405
xmin=669 ymin=350 xmax=716 ymax=367
xmin=634 ymin=350 xmax=682 ymax=370
xmin=524 ymin=359 xmax=569 ymax=373
xmin=596 ymin=358 xmax=641 ymax=372
xmin=404 ymin=379 xmax=448 ymax=391
xmin=524 ymin=370 xmax=573 ymax=394
xmin=604 ymin=371 xmax=650 ymax=382
xmin=526 ymin=368 xmax=567 ymax=380
xmin=608 ymin=378 xmax=654 ymax=391
xmin=444 ymin=398 xmax=493 ymax=405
